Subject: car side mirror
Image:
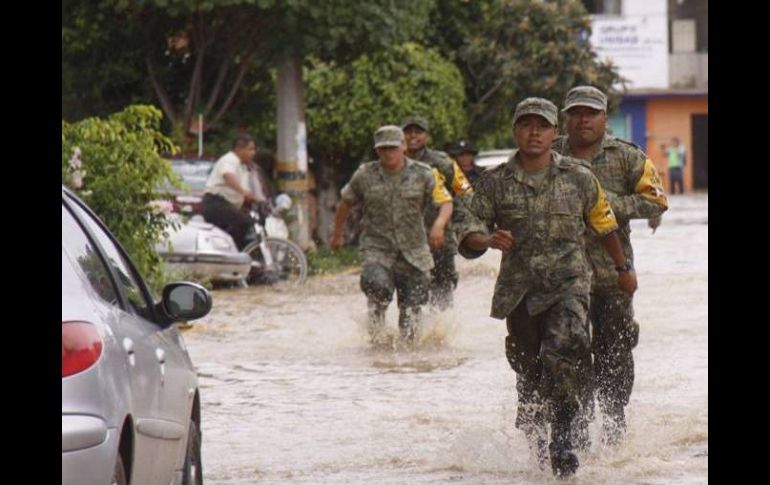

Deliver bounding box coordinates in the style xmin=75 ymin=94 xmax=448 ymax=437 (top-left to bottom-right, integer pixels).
xmin=161 ymin=282 xmax=212 ymax=322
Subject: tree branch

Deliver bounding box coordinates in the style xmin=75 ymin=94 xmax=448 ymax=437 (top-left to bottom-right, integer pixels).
xmin=145 ymin=54 xmax=177 ymax=124
xmin=183 ymin=12 xmax=206 ymax=125
xmin=476 ymin=78 xmax=504 ymax=106
xmin=210 ymin=58 xmax=249 ymax=127
xmin=203 ymin=36 xmax=234 ymax=117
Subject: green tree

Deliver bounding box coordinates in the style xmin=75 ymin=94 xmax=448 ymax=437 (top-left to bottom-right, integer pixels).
xmin=63 ymin=0 xmax=434 ymax=140
xmin=62 ymin=1 xmax=154 ymax=120
xmin=62 ymin=105 xmax=179 ymax=284
xmin=305 ymin=42 xmax=467 ymax=245
xmin=428 ymin=0 xmax=623 ymax=147
xmin=307 ymin=42 xmax=466 ymax=166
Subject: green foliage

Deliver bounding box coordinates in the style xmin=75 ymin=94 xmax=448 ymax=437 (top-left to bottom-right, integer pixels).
xmin=306 ymin=42 xmax=467 ymax=169
xmin=62 ymin=105 xmax=180 ymax=285
xmin=62 ymin=0 xmax=154 ymax=120
xmin=432 ymin=0 xmax=624 ymax=148
xmin=63 ymin=0 xmax=435 ymax=138
xmin=425 ymin=0 xmax=488 ymax=64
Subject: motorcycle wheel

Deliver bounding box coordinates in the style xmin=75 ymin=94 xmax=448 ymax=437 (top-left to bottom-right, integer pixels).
xmin=243 ymin=237 xmax=308 ymax=287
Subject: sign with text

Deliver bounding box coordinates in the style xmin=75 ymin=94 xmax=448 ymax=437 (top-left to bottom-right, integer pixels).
xmin=591 ymin=15 xmax=669 ymax=89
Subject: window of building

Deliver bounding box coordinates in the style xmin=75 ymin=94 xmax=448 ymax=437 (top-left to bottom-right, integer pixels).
xmin=581 ymin=0 xmax=622 ymax=15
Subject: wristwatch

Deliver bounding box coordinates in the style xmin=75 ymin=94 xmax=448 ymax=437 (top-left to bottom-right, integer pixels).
xmin=615 ymin=260 xmax=634 ymax=273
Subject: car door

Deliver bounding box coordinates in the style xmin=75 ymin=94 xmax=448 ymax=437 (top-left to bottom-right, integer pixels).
xmin=64 ymin=195 xmax=189 ymax=485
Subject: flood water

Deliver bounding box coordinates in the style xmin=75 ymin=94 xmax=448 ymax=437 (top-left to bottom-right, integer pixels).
xmin=183 ymin=193 xmax=708 ymax=484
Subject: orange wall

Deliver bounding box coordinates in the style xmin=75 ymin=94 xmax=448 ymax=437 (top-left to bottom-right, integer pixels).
xmin=646 ymin=97 xmax=708 ymax=192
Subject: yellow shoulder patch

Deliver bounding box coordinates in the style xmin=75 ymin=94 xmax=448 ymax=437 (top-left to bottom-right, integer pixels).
xmin=589 ymin=180 xmax=619 ymax=235
xmin=635 ymin=158 xmax=669 ymax=209
xmin=451 ymin=160 xmax=474 ymax=195
xmin=432 ymin=169 xmax=452 ymax=204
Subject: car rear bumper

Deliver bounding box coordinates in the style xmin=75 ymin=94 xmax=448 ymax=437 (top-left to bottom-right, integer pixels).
xmin=161 ymin=252 xmax=252 ymax=282
xmin=62 ymin=415 xmax=118 ymax=485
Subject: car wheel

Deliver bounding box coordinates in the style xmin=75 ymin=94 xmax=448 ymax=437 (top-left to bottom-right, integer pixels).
xmin=182 ymin=421 xmax=203 ymax=485
xmin=111 ymin=453 xmax=127 ymax=485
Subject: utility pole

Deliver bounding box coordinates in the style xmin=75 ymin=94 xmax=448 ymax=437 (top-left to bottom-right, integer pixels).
xmin=276 ymin=54 xmax=312 ymax=250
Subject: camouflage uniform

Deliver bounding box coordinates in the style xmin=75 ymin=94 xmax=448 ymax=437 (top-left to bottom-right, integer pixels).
xmin=341 ymin=148 xmax=452 ymax=338
xmin=403 ymin=117 xmax=474 ymax=310
xmin=553 ymin=87 xmax=668 ymax=441
xmin=412 ymin=147 xmax=474 ymax=309
xmin=457 ymin=147 xmax=618 ymax=468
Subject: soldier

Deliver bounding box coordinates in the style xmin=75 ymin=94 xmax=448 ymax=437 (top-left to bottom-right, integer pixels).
xmin=457 ymin=98 xmax=637 ymax=477
xmin=401 ymin=116 xmax=473 ymax=310
xmin=447 ymin=139 xmax=483 ymax=186
xmin=331 ymin=125 xmax=453 ymax=343
xmin=553 ymin=86 xmax=668 ymax=447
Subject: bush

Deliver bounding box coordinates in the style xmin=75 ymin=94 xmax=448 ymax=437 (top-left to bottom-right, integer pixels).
xmin=62 ymin=105 xmax=180 ymax=288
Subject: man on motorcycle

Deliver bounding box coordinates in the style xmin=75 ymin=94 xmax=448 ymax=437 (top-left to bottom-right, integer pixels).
xmin=201 ymin=134 xmax=260 ymax=249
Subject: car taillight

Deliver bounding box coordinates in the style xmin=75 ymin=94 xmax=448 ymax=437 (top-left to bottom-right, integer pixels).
xmin=62 ymin=321 xmax=103 ymax=378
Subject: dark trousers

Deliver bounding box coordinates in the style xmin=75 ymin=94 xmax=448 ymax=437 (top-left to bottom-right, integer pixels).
xmin=429 ymin=246 xmax=458 ymax=310
xmin=589 ymin=290 xmax=639 ymax=414
xmin=505 ymin=296 xmax=592 ymax=436
xmin=201 ymin=193 xmax=254 ymax=250
xmin=669 ymin=167 xmax=684 ymax=194
xmin=360 ymin=258 xmax=429 ymax=331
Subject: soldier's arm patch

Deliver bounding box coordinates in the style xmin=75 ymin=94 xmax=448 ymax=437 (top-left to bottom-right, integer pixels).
xmin=587 ymin=179 xmax=619 ymax=235
xmin=451 ymin=159 xmax=474 ymax=196
xmin=431 ymin=168 xmax=452 ymax=204
xmin=634 ymin=158 xmax=669 ymax=209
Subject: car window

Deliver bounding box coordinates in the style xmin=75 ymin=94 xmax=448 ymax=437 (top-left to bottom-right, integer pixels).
xmin=172 ymin=160 xmax=214 ymax=192
xmin=65 ymin=198 xmax=156 ymax=321
xmin=62 ymin=203 xmax=120 ymax=306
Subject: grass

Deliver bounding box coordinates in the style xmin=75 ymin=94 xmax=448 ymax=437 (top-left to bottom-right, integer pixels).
xmin=307 ymin=247 xmax=361 ymax=276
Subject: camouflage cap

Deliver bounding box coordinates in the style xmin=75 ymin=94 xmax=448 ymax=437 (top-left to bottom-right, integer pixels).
xmin=513 ymin=97 xmax=558 ymax=127
xmin=562 ymin=86 xmax=607 ymax=112
xmin=373 ymin=125 xmax=405 ymax=149
xmin=400 ymin=116 xmax=429 ymax=132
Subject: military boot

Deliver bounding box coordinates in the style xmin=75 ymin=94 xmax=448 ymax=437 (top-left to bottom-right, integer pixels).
xmin=601 ymin=404 xmax=626 ymax=447
xmin=367 ymin=301 xmax=387 ymax=342
xmin=571 ymin=412 xmax=591 ymax=453
xmin=549 ymin=404 xmax=579 ymax=478
xmin=524 ymin=422 xmax=549 ymax=471
xmin=398 ymin=306 xmax=421 ymax=344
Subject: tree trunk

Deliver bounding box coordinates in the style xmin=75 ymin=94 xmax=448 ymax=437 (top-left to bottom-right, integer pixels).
xmin=315 ymin=161 xmax=339 ymax=247
xmin=276 ymin=55 xmax=313 ymax=250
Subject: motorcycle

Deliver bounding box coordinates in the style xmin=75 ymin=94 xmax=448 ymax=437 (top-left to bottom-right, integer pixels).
xmin=241 ymin=194 xmax=308 ymax=287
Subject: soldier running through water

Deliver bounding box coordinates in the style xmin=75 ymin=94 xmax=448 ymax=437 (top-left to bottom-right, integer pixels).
xmin=331 ymin=125 xmax=453 ymax=343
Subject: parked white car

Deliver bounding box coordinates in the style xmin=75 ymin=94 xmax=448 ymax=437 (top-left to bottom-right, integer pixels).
xmin=157 ymin=213 xmax=252 ymax=286
xmin=475 ymin=149 xmax=514 ymax=169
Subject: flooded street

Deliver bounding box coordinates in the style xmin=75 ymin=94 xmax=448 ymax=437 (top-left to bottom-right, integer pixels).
xmin=183 ymin=193 xmax=708 ymax=484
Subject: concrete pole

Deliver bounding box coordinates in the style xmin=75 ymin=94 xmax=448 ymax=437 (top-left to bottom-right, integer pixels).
xmin=276 ymin=54 xmax=312 ymax=250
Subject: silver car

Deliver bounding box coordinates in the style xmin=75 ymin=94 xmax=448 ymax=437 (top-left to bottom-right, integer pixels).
xmin=475 ymin=149 xmax=514 ymax=169
xmin=62 ymin=187 xmax=211 ymax=485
